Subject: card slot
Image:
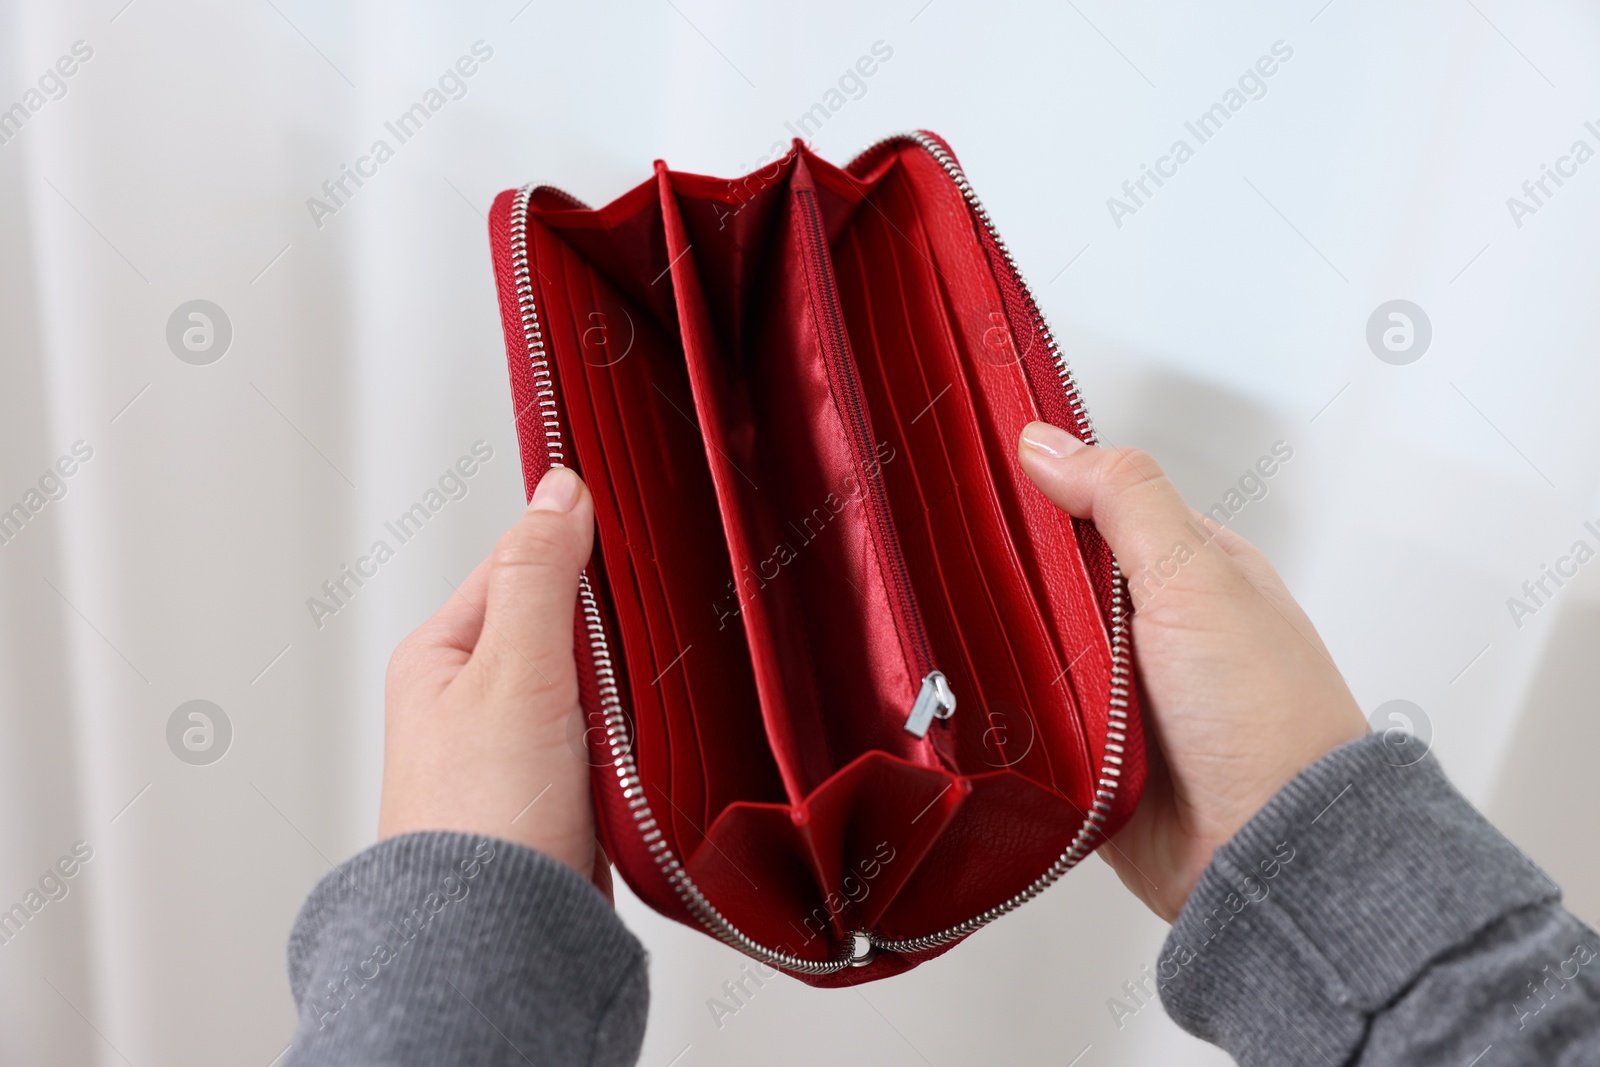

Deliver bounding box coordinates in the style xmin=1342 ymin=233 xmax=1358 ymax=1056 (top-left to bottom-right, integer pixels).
xmin=572 ymin=260 xmax=739 ymax=844
xmin=543 ymin=234 xmax=702 ymax=850
xmin=570 ymin=266 xmax=717 ymax=841
xmin=833 ymin=213 xmax=1061 ymax=792
xmin=867 ymin=198 xmax=1070 ymax=792
xmin=874 ymin=157 xmax=1108 ymax=807
xmin=577 ymin=243 xmax=792 ymax=833
xmin=537 ymin=223 xmax=788 ymax=849
xmin=531 ymin=178 xmax=677 ymax=332
xmin=902 ymin=198 xmax=1098 ymax=804
xmin=532 ymin=223 xmax=685 ymax=849
xmin=834 ymin=161 xmax=1097 ymax=802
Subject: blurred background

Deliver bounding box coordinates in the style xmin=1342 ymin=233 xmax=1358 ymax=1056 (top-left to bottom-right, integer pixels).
xmin=2 ymin=0 xmax=1598 ymax=1063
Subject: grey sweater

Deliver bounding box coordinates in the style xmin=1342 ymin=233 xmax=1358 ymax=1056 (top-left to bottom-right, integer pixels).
xmin=284 ymin=734 xmax=1600 ymax=1065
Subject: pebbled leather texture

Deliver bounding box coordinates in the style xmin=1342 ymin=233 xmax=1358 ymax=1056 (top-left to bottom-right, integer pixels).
xmin=488 ymin=133 xmax=1145 ymax=986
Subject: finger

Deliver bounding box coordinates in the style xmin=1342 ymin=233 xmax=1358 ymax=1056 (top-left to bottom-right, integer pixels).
xmin=1183 ymin=507 xmax=1261 ymax=568
xmin=1180 ymin=508 xmax=1339 ymax=664
xmin=1180 ymin=504 xmax=1293 ymax=602
xmin=473 ymin=466 xmax=595 ymax=694
xmin=1018 ymin=422 xmax=1232 ymax=586
xmin=418 ymin=554 xmax=493 ymax=657
xmin=387 ymin=554 xmax=494 ymax=698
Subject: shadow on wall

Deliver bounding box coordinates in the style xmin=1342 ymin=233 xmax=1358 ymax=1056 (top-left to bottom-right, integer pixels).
xmin=0 ymin=11 xmax=95 ymax=1065
xmin=1486 ymin=578 xmax=1600 ymax=925
xmin=1057 ymin=327 xmax=1300 ymax=567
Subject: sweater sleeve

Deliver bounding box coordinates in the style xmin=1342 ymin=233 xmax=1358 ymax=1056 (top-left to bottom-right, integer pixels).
xmin=1157 ymin=732 xmax=1600 ymax=1066
xmin=283 ymin=831 xmax=647 ymax=1067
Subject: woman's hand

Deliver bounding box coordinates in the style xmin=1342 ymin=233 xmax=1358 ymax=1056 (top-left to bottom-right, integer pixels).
xmin=1018 ymin=422 xmax=1368 ymax=921
xmin=377 ymin=466 xmax=606 ymax=893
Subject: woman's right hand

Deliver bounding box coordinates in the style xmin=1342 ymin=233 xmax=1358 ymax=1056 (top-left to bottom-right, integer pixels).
xmin=1017 ymin=421 xmax=1369 ymax=921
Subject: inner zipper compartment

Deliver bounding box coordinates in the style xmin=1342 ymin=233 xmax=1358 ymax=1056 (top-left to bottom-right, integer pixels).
xmin=790 ymin=163 xmax=939 ymax=719
xmin=655 ymin=156 xmax=956 ymax=798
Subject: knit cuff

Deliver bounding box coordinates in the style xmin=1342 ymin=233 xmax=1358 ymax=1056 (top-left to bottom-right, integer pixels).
xmin=286 ymin=831 xmax=647 ymax=1066
xmin=1157 ymin=733 xmax=1560 ymax=1067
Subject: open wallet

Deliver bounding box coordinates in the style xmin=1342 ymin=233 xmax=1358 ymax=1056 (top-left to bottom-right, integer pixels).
xmin=487 ymin=131 xmax=1144 ymax=985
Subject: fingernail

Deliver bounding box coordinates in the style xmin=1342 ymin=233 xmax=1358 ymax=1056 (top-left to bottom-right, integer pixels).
xmin=528 ymin=466 xmax=581 ymax=513
xmin=1020 ymin=421 xmax=1085 ymax=459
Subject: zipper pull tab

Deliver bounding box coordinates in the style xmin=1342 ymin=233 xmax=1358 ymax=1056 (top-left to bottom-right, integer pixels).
xmin=847 ymin=931 xmax=876 ymax=967
xmin=904 ymin=671 xmax=957 ymax=738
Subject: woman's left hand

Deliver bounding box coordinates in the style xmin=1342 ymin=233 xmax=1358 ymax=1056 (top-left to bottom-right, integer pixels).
xmin=377 ymin=466 xmax=609 ymax=896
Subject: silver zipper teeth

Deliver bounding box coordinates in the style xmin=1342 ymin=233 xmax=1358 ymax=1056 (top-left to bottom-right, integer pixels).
xmin=506 ymin=129 xmax=1132 ymax=970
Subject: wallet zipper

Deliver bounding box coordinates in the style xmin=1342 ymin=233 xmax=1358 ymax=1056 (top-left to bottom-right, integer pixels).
xmin=506 ymin=131 xmax=1131 ymax=974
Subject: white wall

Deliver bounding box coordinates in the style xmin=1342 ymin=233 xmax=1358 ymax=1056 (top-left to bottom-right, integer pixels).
xmin=0 ymin=1 xmax=1595 ymax=1064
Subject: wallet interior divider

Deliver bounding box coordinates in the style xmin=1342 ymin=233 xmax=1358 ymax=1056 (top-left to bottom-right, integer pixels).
xmin=521 ymin=143 xmax=1115 ymax=957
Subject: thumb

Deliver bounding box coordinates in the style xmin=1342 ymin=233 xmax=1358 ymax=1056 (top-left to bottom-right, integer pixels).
xmin=474 ymin=466 xmax=595 ymax=694
xmin=1016 ymin=421 xmax=1228 ymax=591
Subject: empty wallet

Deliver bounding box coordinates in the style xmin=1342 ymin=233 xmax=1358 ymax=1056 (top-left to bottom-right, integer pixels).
xmin=488 ymin=131 xmax=1144 ymax=985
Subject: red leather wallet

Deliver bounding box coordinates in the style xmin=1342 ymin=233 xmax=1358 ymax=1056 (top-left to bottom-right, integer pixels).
xmin=489 ymin=131 xmax=1143 ymax=985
